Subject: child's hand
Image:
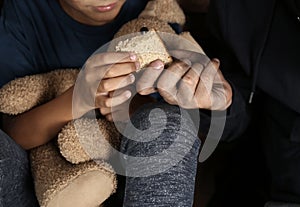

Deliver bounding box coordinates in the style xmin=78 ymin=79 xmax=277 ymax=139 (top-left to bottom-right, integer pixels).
xmin=73 ymin=52 xmax=139 ymax=118
xmin=100 ymin=86 xmax=157 ymax=122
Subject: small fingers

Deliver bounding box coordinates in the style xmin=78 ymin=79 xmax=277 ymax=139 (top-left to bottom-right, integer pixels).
xmin=109 ymin=85 xmax=136 ymax=97
xmin=103 ymin=62 xmax=139 ymax=78
xmin=99 ymin=107 xmax=112 ymax=116
xmin=87 ymin=52 xmax=138 ymax=67
xmin=105 ymin=109 xmax=130 ymax=122
xmin=95 ymin=90 xmax=132 ymax=108
xmin=84 ymin=52 xmax=139 ymax=82
xmin=98 ymin=74 xmax=135 ymax=93
xmin=104 ymin=101 xmax=131 ymax=122
xmin=99 ymin=101 xmax=128 ymax=116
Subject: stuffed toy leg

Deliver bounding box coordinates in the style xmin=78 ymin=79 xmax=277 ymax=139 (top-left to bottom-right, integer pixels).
xmin=31 ymin=142 xmax=116 ymax=207
xmin=0 ymin=69 xmax=118 ymax=207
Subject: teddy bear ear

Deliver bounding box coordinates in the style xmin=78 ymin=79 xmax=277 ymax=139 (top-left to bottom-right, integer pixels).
xmin=139 ymin=0 xmax=186 ymax=26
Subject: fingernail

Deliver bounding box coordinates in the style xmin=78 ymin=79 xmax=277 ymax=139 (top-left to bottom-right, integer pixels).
xmin=152 ymin=60 xmax=164 ymax=70
xmin=212 ymin=58 xmax=220 ymax=64
xmin=135 ymin=61 xmax=140 ymax=70
xmin=130 ymin=53 xmax=137 ymax=61
xmin=124 ymin=90 xmax=131 ymax=98
xmin=182 ymin=59 xmax=192 ymax=67
xmin=129 ymin=74 xmax=135 ymax=83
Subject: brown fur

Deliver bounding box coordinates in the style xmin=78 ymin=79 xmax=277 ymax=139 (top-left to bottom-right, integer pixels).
xmin=0 ymin=69 xmax=118 ymax=206
xmin=31 ymin=142 xmax=116 ymax=207
xmin=58 ymin=118 xmax=120 ymax=164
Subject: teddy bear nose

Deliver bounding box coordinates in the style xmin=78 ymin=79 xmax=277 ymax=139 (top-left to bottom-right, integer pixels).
xmin=140 ymin=27 xmax=149 ymax=34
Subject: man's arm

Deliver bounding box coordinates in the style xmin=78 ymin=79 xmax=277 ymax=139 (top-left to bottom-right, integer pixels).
xmin=198 ymin=0 xmax=253 ymax=142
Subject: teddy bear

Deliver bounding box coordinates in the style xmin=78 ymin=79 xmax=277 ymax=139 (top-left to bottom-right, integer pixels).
xmin=0 ymin=69 xmax=119 ymax=207
xmin=0 ymin=0 xmax=204 ymax=206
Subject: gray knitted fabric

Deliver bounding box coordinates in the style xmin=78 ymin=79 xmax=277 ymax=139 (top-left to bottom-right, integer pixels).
xmin=0 ymin=129 xmax=38 ymax=207
xmin=121 ymin=103 xmax=201 ymax=207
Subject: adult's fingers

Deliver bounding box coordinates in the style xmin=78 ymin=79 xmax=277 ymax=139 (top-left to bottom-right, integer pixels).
xmin=177 ymin=63 xmax=204 ymax=108
xmin=210 ymin=69 xmax=233 ymax=110
xmin=157 ymin=60 xmax=190 ymax=103
xmin=136 ymin=59 xmax=164 ymax=95
xmin=169 ymin=50 xmax=210 ymax=65
xmin=195 ymin=59 xmax=220 ymax=109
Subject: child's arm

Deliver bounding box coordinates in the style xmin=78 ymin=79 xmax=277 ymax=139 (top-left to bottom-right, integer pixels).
xmin=2 ymin=52 xmax=139 ymax=150
xmin=2 ymin=87 xmax=74 ymax=150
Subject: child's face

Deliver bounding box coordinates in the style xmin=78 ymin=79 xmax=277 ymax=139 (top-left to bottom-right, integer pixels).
xmin=58 ymin=0 xmax=126 ymax=26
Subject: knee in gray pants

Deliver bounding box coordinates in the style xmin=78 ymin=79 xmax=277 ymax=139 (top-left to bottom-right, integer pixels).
xmin=0 ymin=129 xmax=38 ymax=207
xmin=120 ymin=103 xmax=201 ymax=207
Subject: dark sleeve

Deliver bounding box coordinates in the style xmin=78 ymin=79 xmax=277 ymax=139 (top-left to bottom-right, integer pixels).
xmin=199 ymin=0 xmax=253 ymax=142
xmin=0 ymin=1 xmax=35 ymax=88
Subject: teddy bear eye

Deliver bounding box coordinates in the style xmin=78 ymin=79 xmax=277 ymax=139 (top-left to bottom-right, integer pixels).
xmin=140 ymin=27 xmax=149 ymax=34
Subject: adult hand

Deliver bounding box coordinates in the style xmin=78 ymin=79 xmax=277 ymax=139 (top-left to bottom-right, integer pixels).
xmin=136 ymin=50 xmax=232 ymax=110
xmin=73 ymin=52 xmax=139 ymax=119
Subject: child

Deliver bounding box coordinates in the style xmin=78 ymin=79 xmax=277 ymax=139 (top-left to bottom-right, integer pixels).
xmin=0 ymin=0 xmax=231 ymax=206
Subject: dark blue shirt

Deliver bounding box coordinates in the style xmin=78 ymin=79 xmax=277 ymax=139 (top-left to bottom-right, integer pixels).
xmin=0 ymin=0 xmax=149 ymax=87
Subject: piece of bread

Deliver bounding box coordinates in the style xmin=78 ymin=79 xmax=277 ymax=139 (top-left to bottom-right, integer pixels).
xmin=114 ymin=30 xmax=172 ymax=71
